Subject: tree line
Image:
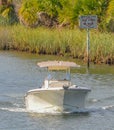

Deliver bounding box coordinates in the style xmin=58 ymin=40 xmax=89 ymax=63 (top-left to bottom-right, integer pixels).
xmin=0 ymin=0 xmax=114 ymax=31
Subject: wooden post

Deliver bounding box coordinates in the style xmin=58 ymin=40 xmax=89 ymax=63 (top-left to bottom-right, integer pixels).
xmin=87 ymin=28 xmax=90 ymax=68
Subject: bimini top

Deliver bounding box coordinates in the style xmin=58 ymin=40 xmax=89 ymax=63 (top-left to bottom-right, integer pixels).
xmin=37 ymin=61 xmax=80 ymax=70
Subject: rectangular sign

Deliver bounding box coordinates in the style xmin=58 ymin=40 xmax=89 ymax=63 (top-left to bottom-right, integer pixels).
xmin=79 ymin=15 xmax=97 ymax=29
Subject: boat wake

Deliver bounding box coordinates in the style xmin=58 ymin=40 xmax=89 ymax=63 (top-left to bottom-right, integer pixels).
xmin=102 ymin=105 xmax=114 ymax=110
xmin=0 ymin=105 xmax=114 ymax=114
xmin=0 ymin=107 xmax=27 ymax=113
xmin=87 ymin=104 xmax=114 ymax=113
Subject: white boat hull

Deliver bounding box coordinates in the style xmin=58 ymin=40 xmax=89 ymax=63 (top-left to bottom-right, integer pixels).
xmin=25 ymin=87 xmax=90 ymax=113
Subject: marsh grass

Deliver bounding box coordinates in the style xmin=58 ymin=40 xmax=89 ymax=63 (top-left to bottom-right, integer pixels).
xmin=90 ymin=31 xmax=114 ymax=64
xmin=0 ymin=25 xmax=114 ymax=64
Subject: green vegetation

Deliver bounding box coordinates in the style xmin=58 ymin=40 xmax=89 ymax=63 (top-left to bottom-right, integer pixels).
xmin=0 ymin=0 xmax=114 ymax=64
xmin=0 ymin=0 xmax=17 ymax=25
xmin=0 ymin=25 xmax=114 ymax=64
xmin=18 ymin=0 xmax=114 ymax=31
xmin=0 ymin=0 xmax=114 ymax=31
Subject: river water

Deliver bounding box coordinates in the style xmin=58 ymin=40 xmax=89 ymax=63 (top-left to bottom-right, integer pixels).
xmin=0 ymin=51 xmax=114 ymax=130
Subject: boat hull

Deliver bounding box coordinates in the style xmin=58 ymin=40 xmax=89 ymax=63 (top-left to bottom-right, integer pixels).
xmin=25 ymin=87 xmax=90 ymax=113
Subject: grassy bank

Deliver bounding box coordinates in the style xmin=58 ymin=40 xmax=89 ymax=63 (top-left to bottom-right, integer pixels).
xmin=0 ymin=25 xmax=114 ymax=64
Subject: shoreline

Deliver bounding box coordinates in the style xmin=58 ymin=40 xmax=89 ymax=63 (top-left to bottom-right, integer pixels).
xmin=0 ymin=25 xmax=114 ymax=65
xmin=0 ymin=49 xmax=113 ymax=66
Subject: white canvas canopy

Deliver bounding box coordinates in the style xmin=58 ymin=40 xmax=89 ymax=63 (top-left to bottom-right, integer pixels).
xmin=37 ymin=61 xmax=80 ymax=70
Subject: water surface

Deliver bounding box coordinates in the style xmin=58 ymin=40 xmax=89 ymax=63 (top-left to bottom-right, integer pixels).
xmin=0 ymin=51 xmax=114 ymax=130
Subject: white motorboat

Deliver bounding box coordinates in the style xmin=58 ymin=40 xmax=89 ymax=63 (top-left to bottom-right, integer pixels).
xmin=25 ymin=61 xmax=91 ymax=113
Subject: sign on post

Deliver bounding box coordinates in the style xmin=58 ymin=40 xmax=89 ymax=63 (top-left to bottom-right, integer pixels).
xmin=79 ymin=15 xmax=97 ymax=69
xmin=79 ymin=15 xmax=97 ymax=29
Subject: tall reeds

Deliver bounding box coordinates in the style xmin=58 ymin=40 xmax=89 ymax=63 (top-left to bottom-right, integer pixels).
xmin=0 ymin=25 xmax=114 ymax=64
xmin=90 ymin=31 xmax=114 ymax=64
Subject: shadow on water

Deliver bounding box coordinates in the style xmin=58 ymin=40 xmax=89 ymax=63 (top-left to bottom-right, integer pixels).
xmin=27 ymin=111 xmax=90 ymax=120
xmin=71 ymin=64 xmax=114 ymax=75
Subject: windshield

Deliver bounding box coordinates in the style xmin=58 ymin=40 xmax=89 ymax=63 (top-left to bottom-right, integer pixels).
xmin=45 ymin=71 xmax=71 ymax=81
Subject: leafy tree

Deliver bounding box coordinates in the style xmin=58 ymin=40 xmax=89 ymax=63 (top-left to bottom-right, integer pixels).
xmin=107 ymin=0 xmax=114 ymax=22
xmin=0 ymin=0 xmax=18 ymax=25
xmin=106 ymin=0 xmax=114 ymax=31
xmin=39 ymin=0 xmax=62 ymax=17
xmin=19 ymin=0 xmax=62 ymax=27
xmin=18 ymin=0 xmax=114 ymax=31
xmin=72 ymin=0 xmax=109 ymax=30
xmin=57 ymin=0 xmax=75 ymax=24
xmin=19 ymin=0 xmax=39 ymax=27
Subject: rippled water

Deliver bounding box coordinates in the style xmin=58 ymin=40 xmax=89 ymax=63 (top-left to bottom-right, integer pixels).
xmin=0 ymin=51 xmax=114 ymax=130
